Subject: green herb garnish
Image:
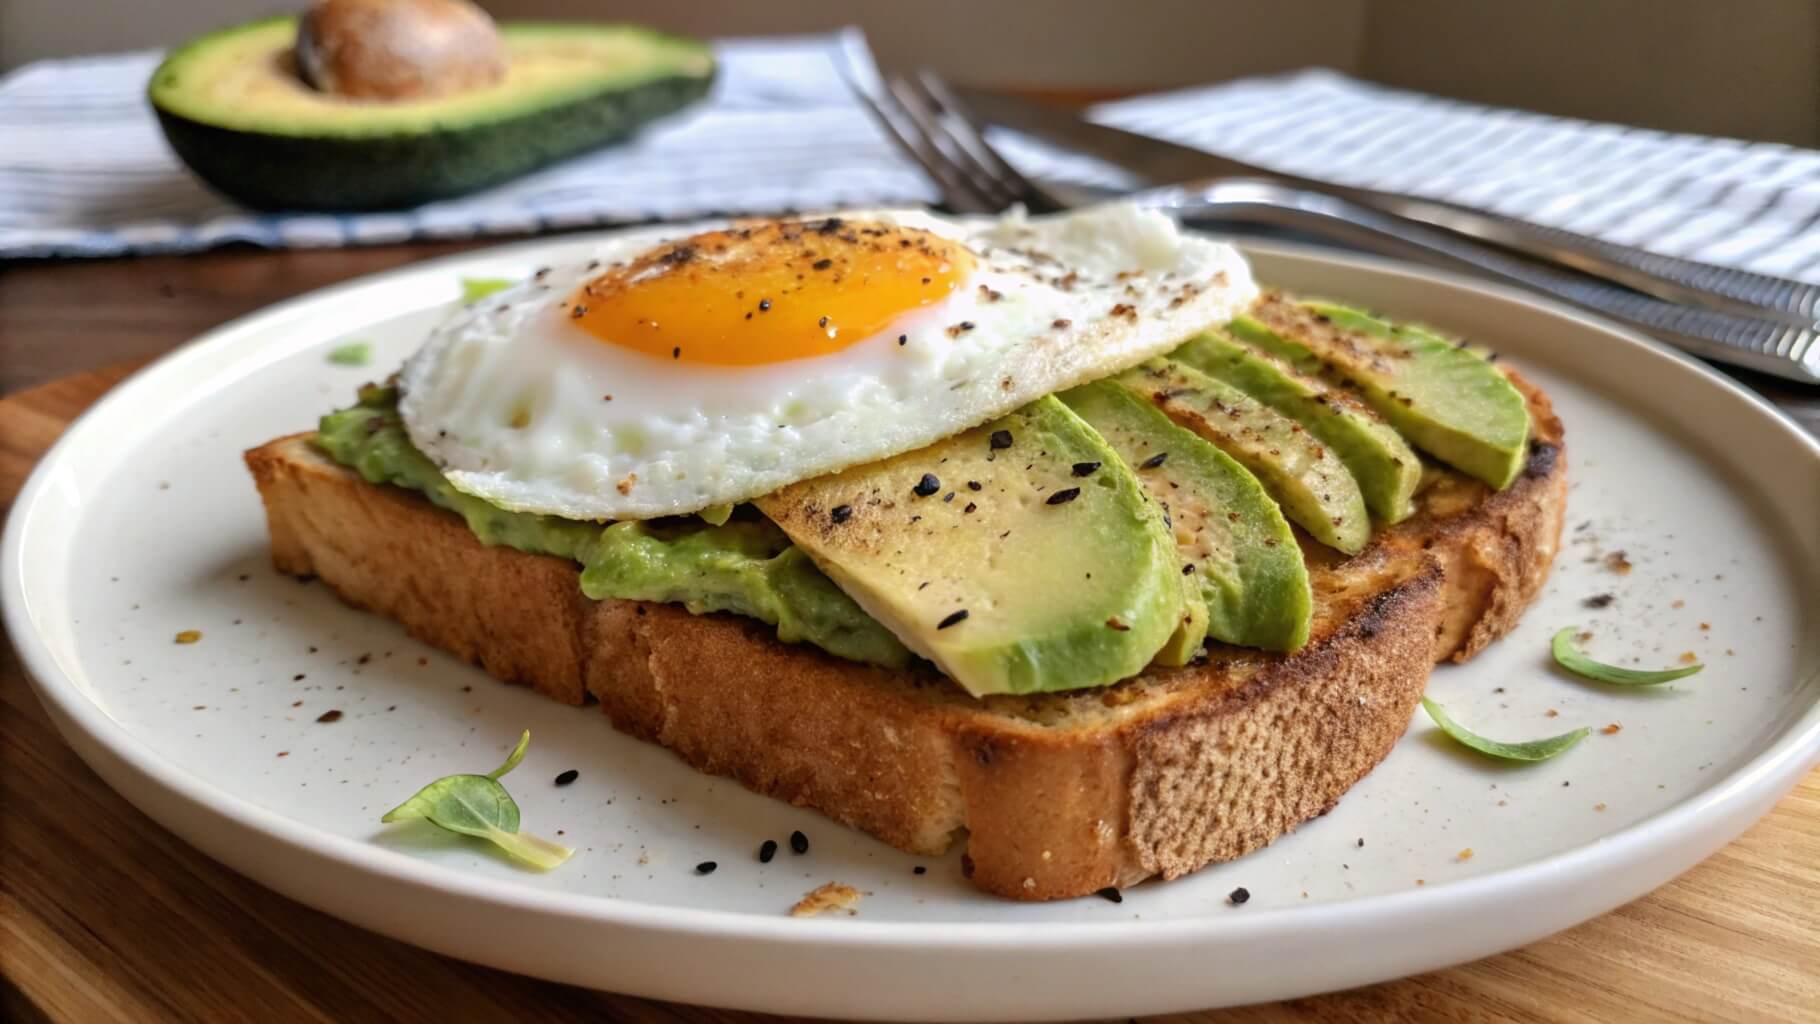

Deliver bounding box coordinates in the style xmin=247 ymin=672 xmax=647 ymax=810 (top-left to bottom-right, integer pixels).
xmin=326 ymin=341 xmax=372 ymax=366
xmin=1421 ymin=696 xmax=1589 ymax=762
xmin=461 ymin=277 xmax=516 ymax=302
xmin=381 ymin=730 xmax=573 ymax=870
xmin=1551 ymin=627 xmax=1703 ymax=685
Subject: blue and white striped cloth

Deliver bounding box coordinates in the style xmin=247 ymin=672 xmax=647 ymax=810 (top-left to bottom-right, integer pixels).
xmin=3 ymin=32 xmax=1817 ymax=280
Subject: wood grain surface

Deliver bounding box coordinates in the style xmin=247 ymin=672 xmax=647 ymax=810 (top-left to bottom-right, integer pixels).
xmin=2 ymin=364 xmax=1816 ymax=1022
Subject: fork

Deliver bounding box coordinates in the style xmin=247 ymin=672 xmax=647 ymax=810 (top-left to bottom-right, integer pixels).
xmin=846 ymin=63 xmax=1820 ymax=383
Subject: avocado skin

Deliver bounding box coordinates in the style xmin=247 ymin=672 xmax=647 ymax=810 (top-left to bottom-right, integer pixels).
xmin=154 ymin=68 xmax=713 ymax=211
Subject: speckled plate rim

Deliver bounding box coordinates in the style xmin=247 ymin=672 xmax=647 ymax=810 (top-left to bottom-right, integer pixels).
xmin=5 ymin=232 xmax=1817 ymax=1020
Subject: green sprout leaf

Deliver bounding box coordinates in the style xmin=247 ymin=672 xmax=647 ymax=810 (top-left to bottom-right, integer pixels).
xmin=1552 ymin=627 xmax=1703 ymax=685
xmin=326 ymin=341 xmax=372 ymax=366
xmin=461 ymin=277 xmax=517 ymax=302
xmin=1421 ymin=696 xmax=1589 ymax=763
xmin=381 ymin=730 xmax=572 ymax=871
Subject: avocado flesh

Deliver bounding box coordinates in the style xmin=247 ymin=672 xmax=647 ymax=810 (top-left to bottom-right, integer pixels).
xmin=1175 ymin=325 xmax=1422 ymax=524
xmin=1062 ymin=380 xmax=1312 ymax=652
xmin=149 ymin=17 xmax=715 ymax=210
xmin=1152 ymin=596 xmax=1212 ymax=667
xmin=755 ymin=397 xmax=1184 ymax=697
xmin=314 ymin=386 xmax=909 ymax=668
xmin=1243 ymin=293 xmax=1531 ymax=490
xmin=1116 ymin=359 xmax=1371 ymax=556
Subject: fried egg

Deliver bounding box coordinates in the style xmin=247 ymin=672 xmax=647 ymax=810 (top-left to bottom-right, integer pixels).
xmin=397 ymin=204 xmax=1256 ymax=520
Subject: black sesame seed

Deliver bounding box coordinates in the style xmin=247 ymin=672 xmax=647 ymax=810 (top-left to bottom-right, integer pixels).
xmin=937 ymin=609 xmax=970 ymax=629
xmin=1096 ymin=886 xmax=1123 ymax=903
xmin=963 ymin=502 xmax=977 ymax=513
xmin=1140 ymin=452 xmax=1168 ymax=469
xmin=1046 ymin=487 xmax=1082 ymax=506
xmin=672 ymin=346 xmax=681 ymax=359
xmin=812 ymin=258 xmax=833 ymax=270
xmin=759 ymin=839 xmax=778 ymax=863
xmin=1228 ymin=886 xmax=1251 ymax=905
xmin=790 ymin=830 xmax=809 ymax=854
xmin=913 ymin=473 xmax=940 ymax=497
xmin=830 ymin=504 xmax=853 ymax=524
xmin=898 ymin=334 xmax=908 ymax=346
xmin=913 ymin=865 xmax=927 ymax=875
xmin=943 ymin=491 xmax=955 ymax=503
xmin=554 ymin=769 xmax=579 ymax=786
xmin=989 ymin=429 xmax=1013 ymax=450
xmin=1071 ymin=461 xmax=1101 ymax=477
xmin=696 ymin=861 xmax=718 ymax=875
xmin=967 ymin=480 xmax=982 ymax=491
xmin=1182 ymin=563 xmax=1196 ymax=575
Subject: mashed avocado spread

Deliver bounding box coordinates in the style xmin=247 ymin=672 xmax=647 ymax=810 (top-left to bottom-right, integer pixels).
xmin=315 ymin=385 xmax=909 ymax=668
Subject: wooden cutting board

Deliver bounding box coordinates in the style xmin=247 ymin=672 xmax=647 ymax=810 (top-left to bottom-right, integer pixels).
xmin=3 ymin=367 xmax=1816 ymax=1024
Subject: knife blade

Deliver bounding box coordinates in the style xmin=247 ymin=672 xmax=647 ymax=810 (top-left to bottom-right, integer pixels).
xmin=954 ymin=85 xmax=1820 ymax=328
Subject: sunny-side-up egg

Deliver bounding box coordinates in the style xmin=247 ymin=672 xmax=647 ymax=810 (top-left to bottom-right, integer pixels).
xmin=397 ymin=204 xmax=1257 ymax=521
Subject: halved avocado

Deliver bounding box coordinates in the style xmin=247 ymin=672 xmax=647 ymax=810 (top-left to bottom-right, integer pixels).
xmin=149 ymin=16 xmax=715 ymax=210
xmin=755 ymin=397 xmax=1184 ymax=697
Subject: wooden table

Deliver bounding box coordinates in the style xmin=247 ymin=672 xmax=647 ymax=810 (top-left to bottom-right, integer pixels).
xmin=2 ymin=242 xmax=1817 ymax=1023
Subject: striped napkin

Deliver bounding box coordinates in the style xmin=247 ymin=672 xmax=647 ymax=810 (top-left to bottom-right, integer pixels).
xmin=2 ymin=31 xmax=1816 ymax=282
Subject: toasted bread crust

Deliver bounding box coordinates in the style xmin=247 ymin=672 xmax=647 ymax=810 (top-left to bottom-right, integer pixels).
xmin=243 ymin=369 xmax=1563 ymax=900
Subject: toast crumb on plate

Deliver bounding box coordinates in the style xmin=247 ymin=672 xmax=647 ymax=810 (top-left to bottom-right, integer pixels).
xmin=792 ymin=882 xmax=863 ymax=917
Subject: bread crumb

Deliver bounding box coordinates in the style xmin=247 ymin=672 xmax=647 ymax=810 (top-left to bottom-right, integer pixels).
xmin=1678 ymin=651 xmax=1698 ymax=664
xmin=792 ymin=882 xmax=862 ymax=917
xmin=1456 ymin=848 xmax=1473 ymax=862
xmin=1415 ymin=879 xmax=1426 ymax=886
xmin=1671 ymin=599 xmax=1685 ymax=609
xmin=1603 ymin=551 xmax=1632 ymax=574
xmin=1545 ymin=708 xmax=1559 ymax=718
xmin=616 ymin=472 xmax=637 ymax=495
xmin=1594 ymin=802 xmax=1608 ymax=812
xmin=1602 ymin=723 xmax=1622 ymax=735
xmin=174 ymin=629 xmax=202 ymax=644
xmin=1698 ymin=622 xmax=1711 ymax=631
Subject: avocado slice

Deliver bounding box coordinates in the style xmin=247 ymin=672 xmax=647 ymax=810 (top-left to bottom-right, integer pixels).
xmin=1116 ymin=359 xmax=1371 ymax=555
xmin=754 ymin=397 xmax=1184 ymax=697
xmin=1173 ymin=326 xmax=1422 ymax=524
xmin=149 ymin=17 xmax=715 ymax=210
xmin=1061 ymin=380 xmax=1312 ymax=652
xmin=1243 ymin=293 xmax=1531 ymax=489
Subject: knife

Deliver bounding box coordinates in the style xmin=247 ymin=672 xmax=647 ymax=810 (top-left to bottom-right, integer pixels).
xmin=954 ymin=86 xmax=1820 ymax=329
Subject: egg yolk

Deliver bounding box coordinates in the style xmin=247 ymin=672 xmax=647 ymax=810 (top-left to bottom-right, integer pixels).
xmin=569 ymin=218 xmax=976 ymax=365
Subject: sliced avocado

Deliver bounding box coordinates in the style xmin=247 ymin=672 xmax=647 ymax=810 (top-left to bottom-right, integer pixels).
xmin=1152 ymin=596 xmax=1211 ymax=667
xmin=1243 ymin=293 xmax=1531 ymax=489
xmin=1061 ymin=380 xmax=1312 ymax=651
xmin=1174 ymin=326 xmax=1422 ymax=524
xmin=1116 ymin=359 xmax=1370 ymax=555
xmin=149 ymin=17 xmax=714 ymax=210
xmin=755 ymin=397 xmax=1184 ymax=697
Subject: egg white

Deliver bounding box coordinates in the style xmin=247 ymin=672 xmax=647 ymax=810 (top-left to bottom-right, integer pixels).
xmin=397 ymin=204 xmax=1257 ymax=521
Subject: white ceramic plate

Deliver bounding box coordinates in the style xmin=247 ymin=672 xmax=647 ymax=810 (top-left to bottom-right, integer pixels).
xmin=6 ymin=233 xmax=1818 ymax=1021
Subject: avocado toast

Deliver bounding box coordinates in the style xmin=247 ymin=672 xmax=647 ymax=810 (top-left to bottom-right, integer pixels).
xmin=247 ymin=251 xmax=1566 ymax=900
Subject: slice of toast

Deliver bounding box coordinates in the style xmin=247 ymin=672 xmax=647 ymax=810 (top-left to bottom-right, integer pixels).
xmin=244 ymin=370 xmax=1564 ymax=900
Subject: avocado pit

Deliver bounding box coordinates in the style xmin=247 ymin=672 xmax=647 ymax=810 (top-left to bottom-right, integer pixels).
xmin=296 ymin=0 xmax=505 ymax=100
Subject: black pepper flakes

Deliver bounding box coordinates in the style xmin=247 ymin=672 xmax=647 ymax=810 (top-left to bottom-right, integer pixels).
xmin=1228 ymin=886 xmax=1251 ymax=905
xmin=989 ymin=430 xmax=1013 ymax=450
xmin=897 ymin=334 xmax=908 ymax=346
xmin=554 ymin=769 xmax=579 ymax=786
xmin=1140 ymin=452 xmax=1168 ymax=469
xmin=1071 ymin=461 xmax=1101 ymax=477
xmin=913 ymin=865 xmax=927 ymax=875
xmin=672 ymin=346 xmax=681 ymax=360
xmin=830 ymin=504 xmax=854 ymax=524
xmin=695 ymin=861 xmax=718 ymax=875
xmin=963 ymin=502 xmax=977 ymax=513
xmin=790 ymin=830 xmax=809 ymax=855
xmin=1096 ymin=886 xmax=1123 ymax=903
xmin=758 ymin=298 xmax=772 ymax=312
xmin=937 ymin=609 xmax=970 ymax=630
xmin=812 ymin=258 xmax=833 ymax=271
xmin=967 ymin=480 xmax=981 ymax=491
xmin=1046 ymin=487 xmax=1081 ymax=506
xmin=759 ymin=839 xmax=778 ymax=863
xmin=913 ymin=473 xmax=940 ymax=497
xmin=315 ymin=709 xmax=343 ymax=723
xmin=1583 ymin=593 xmax=1616 ymax=609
